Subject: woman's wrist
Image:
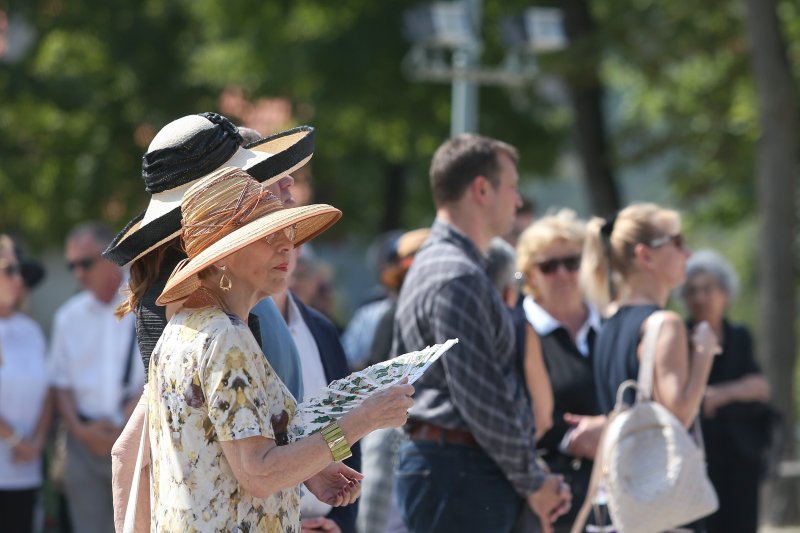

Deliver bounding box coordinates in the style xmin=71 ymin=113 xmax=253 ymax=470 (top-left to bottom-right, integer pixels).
xmin=337 ymin=411 xmax=368 ymax=446
xmin=320 ymin=422 xmax=353 ymax=462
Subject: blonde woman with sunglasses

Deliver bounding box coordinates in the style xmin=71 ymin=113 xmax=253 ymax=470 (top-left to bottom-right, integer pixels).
xmin=515 ymin=209 xmax=604 ymax=532
xmin=580 ymin=203 xmax=722 ymax=531
xmin=582 ymin=203 xmax=720 ymax=427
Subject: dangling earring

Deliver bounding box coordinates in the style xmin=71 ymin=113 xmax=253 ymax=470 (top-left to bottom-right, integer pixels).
xmin=219 ymin=266 xmax=232 ymax=292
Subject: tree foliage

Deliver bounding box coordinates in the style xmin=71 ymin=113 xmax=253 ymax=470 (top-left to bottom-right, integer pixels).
xmin=0 ymin=0 xmax=565 ymax=248
xmin=594 ymin=0 xmax=800 ymax=226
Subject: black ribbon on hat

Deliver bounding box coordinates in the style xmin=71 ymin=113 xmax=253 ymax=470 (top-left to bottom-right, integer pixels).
xmin=142 ymin=112 xmax=244 ymax=194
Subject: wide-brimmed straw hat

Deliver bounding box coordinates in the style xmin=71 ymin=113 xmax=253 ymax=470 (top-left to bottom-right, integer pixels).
xmin=156 ymin=166 xmax=341 ymax=305
xmin=103 ymin=112 xmax=315 ymax=267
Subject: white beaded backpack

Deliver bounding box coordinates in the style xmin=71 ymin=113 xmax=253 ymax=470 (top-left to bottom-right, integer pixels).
xmin=572 ymin=313 xmax=718 ymax=533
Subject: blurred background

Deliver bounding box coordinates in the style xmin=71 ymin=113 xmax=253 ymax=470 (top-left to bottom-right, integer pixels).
xmin=1 ymin=0 xmax=799 ymax=527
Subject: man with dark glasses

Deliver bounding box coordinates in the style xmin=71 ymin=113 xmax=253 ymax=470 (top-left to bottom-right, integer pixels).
xmin=49 ymin=222 xmax=144 ymax=533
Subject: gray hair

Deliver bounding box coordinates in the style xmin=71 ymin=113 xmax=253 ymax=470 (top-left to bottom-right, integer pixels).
xmin=237 ymin=126 xmax=262 ymax=145
xmin=67 ymin=221 xmax=115 ymax=250
xmin=683 ymin=248 xmax=739 ymax=301
xmin=486 ymin=237 xmax=517 ymax=293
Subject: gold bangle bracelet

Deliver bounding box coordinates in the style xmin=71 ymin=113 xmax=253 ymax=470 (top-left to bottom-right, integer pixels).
xmin=320 ymin=422 xmax=353 ymax=462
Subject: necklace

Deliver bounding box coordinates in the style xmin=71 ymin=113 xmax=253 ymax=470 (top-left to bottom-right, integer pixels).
xmin=186 ymin=286 xmax=232 ymax=314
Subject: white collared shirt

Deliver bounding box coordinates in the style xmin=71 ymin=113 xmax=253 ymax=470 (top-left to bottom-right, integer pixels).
xmin=49 ymin=289 xmax=144 ymax=422
xmin=284 ymin=295 xmax=334 ymax=519
xmin=287 ymin=296 xmax=328 ymax=403
xmin=522 ymin=295 xmax=602 ymax=357
xmin=0 ymin=312 xmax=49 ymax=488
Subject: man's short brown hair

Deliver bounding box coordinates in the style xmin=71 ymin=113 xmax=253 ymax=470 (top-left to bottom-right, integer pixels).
xmin=429 ymin=134 xmax=519 ymax=206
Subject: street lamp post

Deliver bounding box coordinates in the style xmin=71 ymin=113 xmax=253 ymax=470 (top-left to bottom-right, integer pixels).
xmin=451 ymin=0 xmax=481 ymax=136
xmin=403 ymin=2 xmax=566 ymax=136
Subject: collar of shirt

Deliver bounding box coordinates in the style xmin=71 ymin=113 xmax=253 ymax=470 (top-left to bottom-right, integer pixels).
xmin=430 ymin=218 xmax=488 ymax=271
xmin=522 ymin=295 xmax=602 ymax=357
xmin=285 ymin=293 xmax=304 ymax=332
xmin=286 ymin=294 xmax=329 ymax=402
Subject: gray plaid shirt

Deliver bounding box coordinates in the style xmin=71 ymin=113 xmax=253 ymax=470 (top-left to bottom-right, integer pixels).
xmin=393 ymin=219 xmax=545 ymax=496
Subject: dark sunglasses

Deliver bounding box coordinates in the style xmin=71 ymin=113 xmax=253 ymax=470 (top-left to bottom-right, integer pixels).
xmin=67 ymin=256 xmax=99 ymax=272
xmin=536 ymin=255 xmax=581 ymax=275
xmin=1 ymin=263 xmax=22 ymax=278
xmin=649 ymin=233 xmax=684 ymax=250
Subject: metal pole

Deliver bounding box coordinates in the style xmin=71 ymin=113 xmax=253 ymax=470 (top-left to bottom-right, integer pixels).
xmin=450 ymin=0 xmax=481 ymax=136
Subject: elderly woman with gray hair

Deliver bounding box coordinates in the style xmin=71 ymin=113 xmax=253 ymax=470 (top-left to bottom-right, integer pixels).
xmin=681 ymin=249 xmax=771 ymax=533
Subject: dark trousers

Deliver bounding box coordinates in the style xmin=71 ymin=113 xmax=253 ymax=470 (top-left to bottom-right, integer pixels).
xmin=0 ymin=488 xmax=38 ymax=533
xmin=706 ymin=456 xmax=760 ymax=533
xmin=396 ymin=439 xmax=523 ymax=533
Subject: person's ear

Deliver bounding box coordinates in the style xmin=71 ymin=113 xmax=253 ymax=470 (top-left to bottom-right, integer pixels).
xmin=470 ymin=176 xmax=490 ymax=204
xmin=632 ymin=243 xmax=656 ymax=271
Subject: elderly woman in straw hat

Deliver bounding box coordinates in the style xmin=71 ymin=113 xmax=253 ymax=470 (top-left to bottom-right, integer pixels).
xmin=146 ymin=167 xmax=413 ymax=532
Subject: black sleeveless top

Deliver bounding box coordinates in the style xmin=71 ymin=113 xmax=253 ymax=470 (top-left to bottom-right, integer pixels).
xmin=593 ymin=304 xmax=660 ymax=414
xmin=135 ymin=247 xmax=184 ymax=383
xmin=537 ymin=327 xmax=600 ymax=452
xmin=510 ymin=305 xmax=600 ymax=451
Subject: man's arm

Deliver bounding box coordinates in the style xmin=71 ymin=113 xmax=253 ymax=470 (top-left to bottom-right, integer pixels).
xmin=55 ymin=388 xmax=119 ymax=457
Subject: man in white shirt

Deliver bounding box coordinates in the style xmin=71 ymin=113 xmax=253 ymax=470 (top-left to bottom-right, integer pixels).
xmin=50 ymin=222 xmax=144 ymax=533
xmin=273 ymin=248 xmax=360 ymax=533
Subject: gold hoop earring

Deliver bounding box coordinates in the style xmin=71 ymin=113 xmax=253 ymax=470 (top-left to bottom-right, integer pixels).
xmin=219 ymin=266 xmax=232 ymax=292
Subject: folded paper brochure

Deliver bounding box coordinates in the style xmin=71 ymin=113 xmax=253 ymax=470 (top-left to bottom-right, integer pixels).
xmin=290 ymin=338 xmax=459 ymax=437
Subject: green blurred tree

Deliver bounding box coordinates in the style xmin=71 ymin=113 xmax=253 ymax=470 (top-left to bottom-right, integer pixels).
xmin=0 ymin=0 xmax=566 ymax=249
xmin=0 ymin=1 xmax=211 ymax=247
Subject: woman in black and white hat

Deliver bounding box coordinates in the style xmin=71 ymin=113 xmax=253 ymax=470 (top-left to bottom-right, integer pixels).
xmin=107 ymin=112 xmax=313 ymax=384
xmin=107 ymin=112 xmax=317 ymax=529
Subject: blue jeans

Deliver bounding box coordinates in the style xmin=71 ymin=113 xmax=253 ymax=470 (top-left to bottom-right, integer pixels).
xmin=395 ymin=439 xmax=523 ymax=533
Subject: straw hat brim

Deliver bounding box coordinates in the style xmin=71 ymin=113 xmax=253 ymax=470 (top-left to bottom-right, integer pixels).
xmin=103 ymin=126 xmax=314 ymax=267
xmin=156 ymin=204 xmax=341 ymax=306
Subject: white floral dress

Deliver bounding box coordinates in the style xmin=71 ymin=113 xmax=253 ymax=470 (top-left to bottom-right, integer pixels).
xmin=147 ymin=306 xmax=300 ymax=532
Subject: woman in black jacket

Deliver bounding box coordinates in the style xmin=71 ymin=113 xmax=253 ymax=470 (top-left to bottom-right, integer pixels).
xmin=681 ymin=249 xmax=771 ymax=533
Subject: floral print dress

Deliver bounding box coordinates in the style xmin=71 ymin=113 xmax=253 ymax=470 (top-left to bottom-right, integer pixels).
xmin=147 ymin=306 xmax=300 ymax=532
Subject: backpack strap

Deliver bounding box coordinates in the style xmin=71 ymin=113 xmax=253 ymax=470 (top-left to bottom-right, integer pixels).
xmin=636 ymin=312 xmax=666 ymax=402
xmin=637 ymin=313 xmax=707 ymax=452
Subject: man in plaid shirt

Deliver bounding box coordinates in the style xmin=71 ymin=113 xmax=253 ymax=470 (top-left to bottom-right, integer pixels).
xmin=393 ymin=134 xmax=571 ymax=533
